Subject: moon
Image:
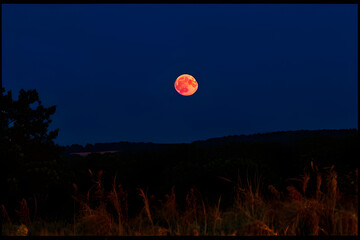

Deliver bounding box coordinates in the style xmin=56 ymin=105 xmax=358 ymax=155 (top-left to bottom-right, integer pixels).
xmin=174 ymin=74 xmax=198 ymax=96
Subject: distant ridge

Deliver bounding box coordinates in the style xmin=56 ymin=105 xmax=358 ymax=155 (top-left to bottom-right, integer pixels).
xmin=193 ymin=129 xmax=358 ymax=146
xmin=64 ymin=142 xmax=172 ymax=156
xmin=65 ymin=129 xmax=357 ymax=156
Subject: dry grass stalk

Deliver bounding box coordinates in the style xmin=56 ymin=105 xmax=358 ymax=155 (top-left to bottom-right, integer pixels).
xmin=183 ymin=187 xmax=206 ymax=235
xmin=356 ymin=168 xmax=358 ymax=213
xmin=316 ymin=173 xmax=322 ymax=201
xmin=161 ymin=186 xmax=178 ymax=235
xmin=213 ymin=195 xmax=222 ymax=235
xmin=201 ymin=197 xmax=207 ymax=236
xmin=1 ymin=204 xmax=12 ymax=225
xmin=268 ymin=185 xmax=280 ymax=201
xmin=15 ymin=199 xmax=31 ymax=227
xmin=298 ymin=200 xmax=320 ymax=235
xmin=246 ymin=172 xmax=261 ymax=201
xmin=325 ymin=165 xmax=338 ymax=234
xmin=326 ymin=165 xmax=338 ymax=202
xmin=185 ymin=188 xmax=198 ymax=226
xmin=73 ymin=169 xmax=115 ymax=235
xmin=234 ymin=171 xmax=270 ymax=235
xmin=138 ymin=188 xmax=153 ymax=227
xmin=108 ymin=176 xmax=128 ymax=235
xmin=286 ymin=186 xmax=303 ymax=201
xmin=301 ymin=171 xmax=310 ymax=197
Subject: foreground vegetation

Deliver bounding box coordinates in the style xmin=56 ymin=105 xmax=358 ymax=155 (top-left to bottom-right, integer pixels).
xmin=2 ymin=163 xmax=357 ymax=236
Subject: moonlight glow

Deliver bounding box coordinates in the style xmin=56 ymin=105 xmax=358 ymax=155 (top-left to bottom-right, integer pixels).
xmin=174 ymin=74 xmax=198 ymax=96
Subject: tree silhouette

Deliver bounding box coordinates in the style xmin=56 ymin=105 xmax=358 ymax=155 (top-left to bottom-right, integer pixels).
xmin=1 ymin=88 xmax=63 ymax=232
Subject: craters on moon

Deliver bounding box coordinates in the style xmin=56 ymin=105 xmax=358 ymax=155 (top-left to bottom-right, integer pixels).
xmin=174 ymin=74 xmax=198 ymax=96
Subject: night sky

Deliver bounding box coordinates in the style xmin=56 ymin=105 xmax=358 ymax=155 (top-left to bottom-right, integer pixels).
xmin=2 ymin=4 xmax=358 ymax=146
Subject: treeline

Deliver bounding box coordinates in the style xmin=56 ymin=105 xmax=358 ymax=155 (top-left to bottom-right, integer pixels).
xmin=64 ymin=129 xmax=357 ymax=154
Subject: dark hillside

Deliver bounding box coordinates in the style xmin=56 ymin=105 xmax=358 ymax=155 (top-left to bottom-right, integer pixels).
xmin=65 ymin=129 xmax=357 ymax=154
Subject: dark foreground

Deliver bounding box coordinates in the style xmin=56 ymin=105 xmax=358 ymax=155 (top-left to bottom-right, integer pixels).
xmin=1 ymin=130 xmax=358 ymax=236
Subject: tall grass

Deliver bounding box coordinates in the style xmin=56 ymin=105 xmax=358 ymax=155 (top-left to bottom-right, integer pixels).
xmin=2 ymin=165 xmax=357 ymax=236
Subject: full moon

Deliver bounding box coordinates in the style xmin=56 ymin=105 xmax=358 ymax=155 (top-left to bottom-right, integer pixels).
xmin=174 ymin=74 xmax=198 ymax=96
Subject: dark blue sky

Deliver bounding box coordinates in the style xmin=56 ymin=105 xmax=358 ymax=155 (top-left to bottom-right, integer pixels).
xmin=2 ymin=4 xmax=358 ymax=146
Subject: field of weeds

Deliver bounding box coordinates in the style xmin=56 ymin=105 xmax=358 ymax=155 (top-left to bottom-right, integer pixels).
xmin=2 ymin=163 xmax=357 ymax=236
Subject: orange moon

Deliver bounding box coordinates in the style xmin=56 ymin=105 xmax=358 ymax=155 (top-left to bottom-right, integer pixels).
xmin=174 ymin=74 xmax=198 ymax=96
